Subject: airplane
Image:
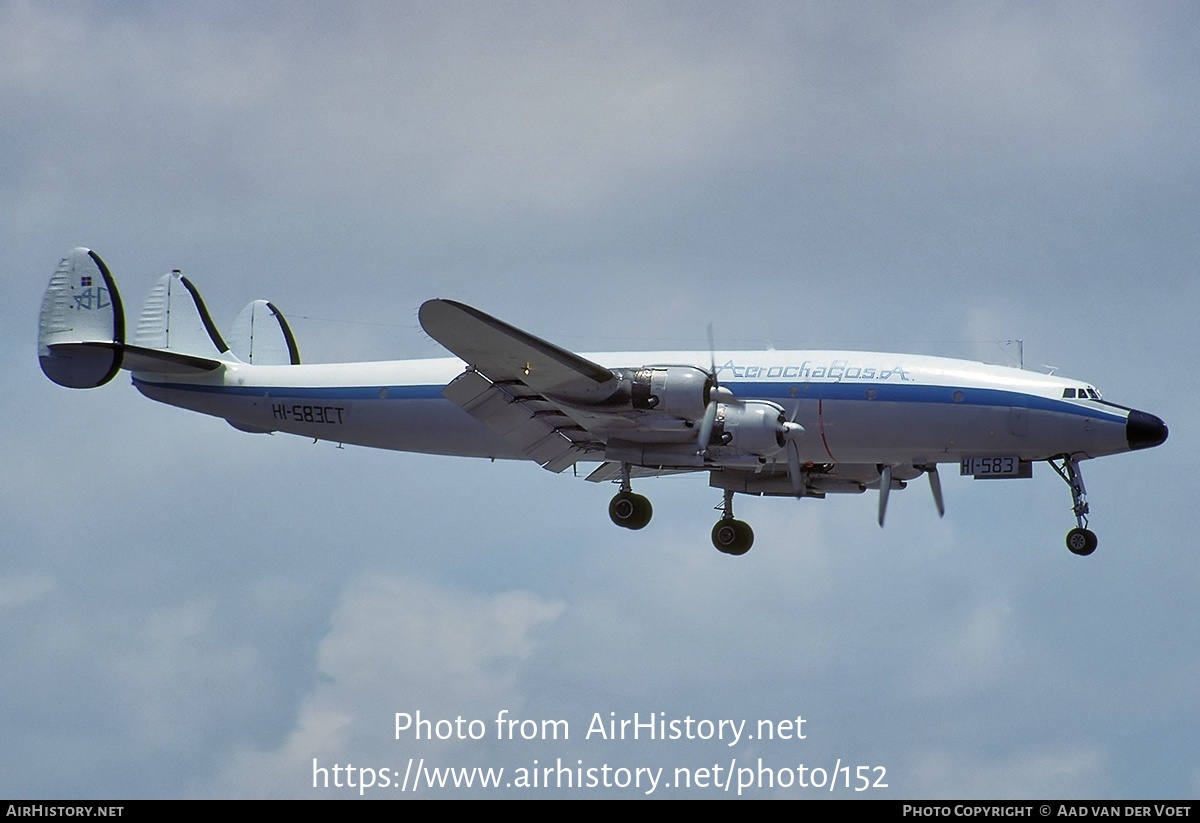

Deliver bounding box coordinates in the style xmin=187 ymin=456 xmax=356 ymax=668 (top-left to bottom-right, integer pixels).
xmin=38 ymin=248 xmax=1167 ymax=556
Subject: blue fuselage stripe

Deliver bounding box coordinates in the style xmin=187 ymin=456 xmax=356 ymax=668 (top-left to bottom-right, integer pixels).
xmin=133 ymin=377 xmax=445 ymax=401
xmin=132 ymin=377 xmax=1128 ymax=424
xmin=732 ymin=380 xmax=1126 ymax=423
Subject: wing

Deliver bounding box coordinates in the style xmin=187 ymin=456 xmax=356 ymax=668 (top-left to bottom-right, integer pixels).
xmin=419 ymin=300 xmax=796 ymax=482
xmin=419 ymin=299 xmax=612 ymax=395
xmin=421 ymin=299 xmax=723 ymax=476
xmin=420 ymin=299 xmax=619 ymax=472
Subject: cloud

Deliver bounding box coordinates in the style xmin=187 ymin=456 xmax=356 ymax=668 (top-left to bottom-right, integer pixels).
xmin=204 ymin=573 xmax=564 ymax=797
xmin=0 ymin=573 xmax=56 ymax=610
xmin=3 ymin=0 xmax=1195 ymax=801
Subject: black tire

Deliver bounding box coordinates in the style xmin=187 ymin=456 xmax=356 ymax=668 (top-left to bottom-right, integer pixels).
xmin=1066 ymin=527 xmax=1098 ymax=556
xmin=712 ymin=519 xmax=753 ymax=555
xmin=609 ymin=492 xmax=652 ymax=530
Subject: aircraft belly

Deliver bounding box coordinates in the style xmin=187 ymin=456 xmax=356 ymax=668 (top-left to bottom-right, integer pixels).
xmin=342 ymin=398 xmax=525 ymax=457
xmin=1021 ymin=407 xmax=1127 ymax=459
xmin=800 ymin=399 xmax=989 ymax=463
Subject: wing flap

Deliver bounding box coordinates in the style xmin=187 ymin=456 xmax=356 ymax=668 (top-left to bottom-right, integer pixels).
xmin=442 ymin=368 xmax=603 ymax=473
xmin=585 ymin=462 xmax=700 ymax=483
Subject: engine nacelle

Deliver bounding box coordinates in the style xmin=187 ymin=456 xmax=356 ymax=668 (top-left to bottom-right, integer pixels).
xmin=625 ymin=366 xmax=714 ymax=422
xmin=708 ymin=400 xmax=788 ymax=457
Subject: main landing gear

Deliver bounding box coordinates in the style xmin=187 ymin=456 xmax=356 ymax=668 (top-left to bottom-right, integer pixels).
xmin=608 ymin=464 xmax=652 ymax=530
xmin=711 ymin=489 xmax=753 ymax=555
xmin=1049 ymin=455 xmax=1098 ymax=556
xmin=606 ymin=465 xmax=754 ymax=555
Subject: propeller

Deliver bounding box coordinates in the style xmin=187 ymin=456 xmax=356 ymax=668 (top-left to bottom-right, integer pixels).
xmin=785 ymin=439 xmax=803 ymax=495
xmin=878 ymin=464 xmax=945 ymax=526
xmin=697 ymin=396 xmax=719 ymax=451
xmin=926 ymin=465 xmax=945 ymax=518
xmin=780 ymin=403 xmax=806 ymax=495
xmin=697 ymin=324 xmax=733 ymax=452
xmin=877 ymin=465 xmax=892 ymax=527
xmin=695 ymin=326 xmax=806 ymax=487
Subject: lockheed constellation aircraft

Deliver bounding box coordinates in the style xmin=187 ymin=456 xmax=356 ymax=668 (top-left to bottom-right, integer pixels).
xmin=38 ymin=248 xmax=1167 ymax=556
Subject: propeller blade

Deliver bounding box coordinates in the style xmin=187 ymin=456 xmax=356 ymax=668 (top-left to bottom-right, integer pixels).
xmin=877 ymin=465 xmax=892 ymax=527
xmin=697 ymin=401 xmax=718 ymax=452
xmin=927 ymin=465 xmax=945 ymax=518
xmin=707 ymin=322 xmax=716 ymax=379
xmin=786 ymin=440 xmax=803 ymax=495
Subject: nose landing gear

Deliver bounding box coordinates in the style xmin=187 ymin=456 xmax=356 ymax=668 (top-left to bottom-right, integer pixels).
xmin=1066 ymin=526 xmax=1098 ymax=556
xmin=1050 ymin=455 xmax=1097 ymax=556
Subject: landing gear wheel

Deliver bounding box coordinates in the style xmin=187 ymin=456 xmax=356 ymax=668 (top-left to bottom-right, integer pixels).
xmin=1066 ymin=527 xmax=1098 ymax=556
xmin=711 ymin=519 xmax=754 ymax=555
xmin=609 ymin=492 xmax=652 ymax=530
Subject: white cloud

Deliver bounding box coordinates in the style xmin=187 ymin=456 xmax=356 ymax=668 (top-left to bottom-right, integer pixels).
xmin=0 ymin=574 xmax=56 ymax=610
xmin=204 ymin=573 xmax=563 ymax=797
xmin=3 ymin=0 xmax=1194 ymax=801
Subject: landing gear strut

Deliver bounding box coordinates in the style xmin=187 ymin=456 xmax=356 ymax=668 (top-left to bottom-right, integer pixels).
xmin=608 ymin=463 xmax=652 ymax=530
xmin=1049 ymin=455 xmax=1098 ymax=556
xmin=711 ymin=489 xmax=754 ymax=555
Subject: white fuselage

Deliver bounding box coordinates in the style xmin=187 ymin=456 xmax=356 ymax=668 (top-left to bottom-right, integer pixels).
xmin=131 ymin=349 xmax=1134 ymax=468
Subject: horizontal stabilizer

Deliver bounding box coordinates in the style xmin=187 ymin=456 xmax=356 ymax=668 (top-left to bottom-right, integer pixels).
xmin=227 ymin=300 xmax=301 ymax=365
xmin=38 ymin=248 xmax=126 ymax=388
xmin=419 ymin=299 xmax=613 ymax=396
xmin=119 ymin=344 xmax=222 ymax=374
xmin=43 ymin=342 xmax=220 ymax=377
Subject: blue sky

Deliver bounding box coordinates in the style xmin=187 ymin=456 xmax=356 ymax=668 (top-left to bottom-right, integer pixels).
xmin=3 ymin=0 xmax=1197 ymax=798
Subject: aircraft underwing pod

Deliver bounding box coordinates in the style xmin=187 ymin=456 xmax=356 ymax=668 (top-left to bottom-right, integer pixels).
xmin=38 ymin=253 xmax=1170 ymax=558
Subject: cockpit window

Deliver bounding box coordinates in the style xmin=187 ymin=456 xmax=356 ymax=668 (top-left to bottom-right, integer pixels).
xmin=1087 ymin=388 xmax=1101 ymax=400
xmin=1063 ymin=388 xmax=1077 ymax=398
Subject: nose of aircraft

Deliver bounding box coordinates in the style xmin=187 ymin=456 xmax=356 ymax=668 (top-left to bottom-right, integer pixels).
xmin=1127 ymin=409 xmax=1168 ymax=451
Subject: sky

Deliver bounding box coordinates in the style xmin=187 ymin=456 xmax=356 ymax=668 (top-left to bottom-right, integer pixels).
xmin=3 ymin=0 xmax=1198 ymax=799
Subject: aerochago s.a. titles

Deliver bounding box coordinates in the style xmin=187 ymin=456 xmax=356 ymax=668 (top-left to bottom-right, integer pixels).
xmin=39 ymin=249 xmax=1167 ymax=556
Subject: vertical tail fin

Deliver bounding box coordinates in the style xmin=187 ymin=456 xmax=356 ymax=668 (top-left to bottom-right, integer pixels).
xmin=134 ymin=271 xmax=230 ymax=358
xmin=227 ymin=300 xmax=301 ymax=365
xmin=38 ymin=248 xmax=126 ymax=388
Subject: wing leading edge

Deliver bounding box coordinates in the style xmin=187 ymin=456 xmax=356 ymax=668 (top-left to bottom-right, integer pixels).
xmin=419 ymin=299 xmax=612 ymax=394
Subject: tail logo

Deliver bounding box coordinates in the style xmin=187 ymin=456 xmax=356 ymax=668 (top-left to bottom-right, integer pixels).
xmin=73 ymin=286 xmax=111 ymax=312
